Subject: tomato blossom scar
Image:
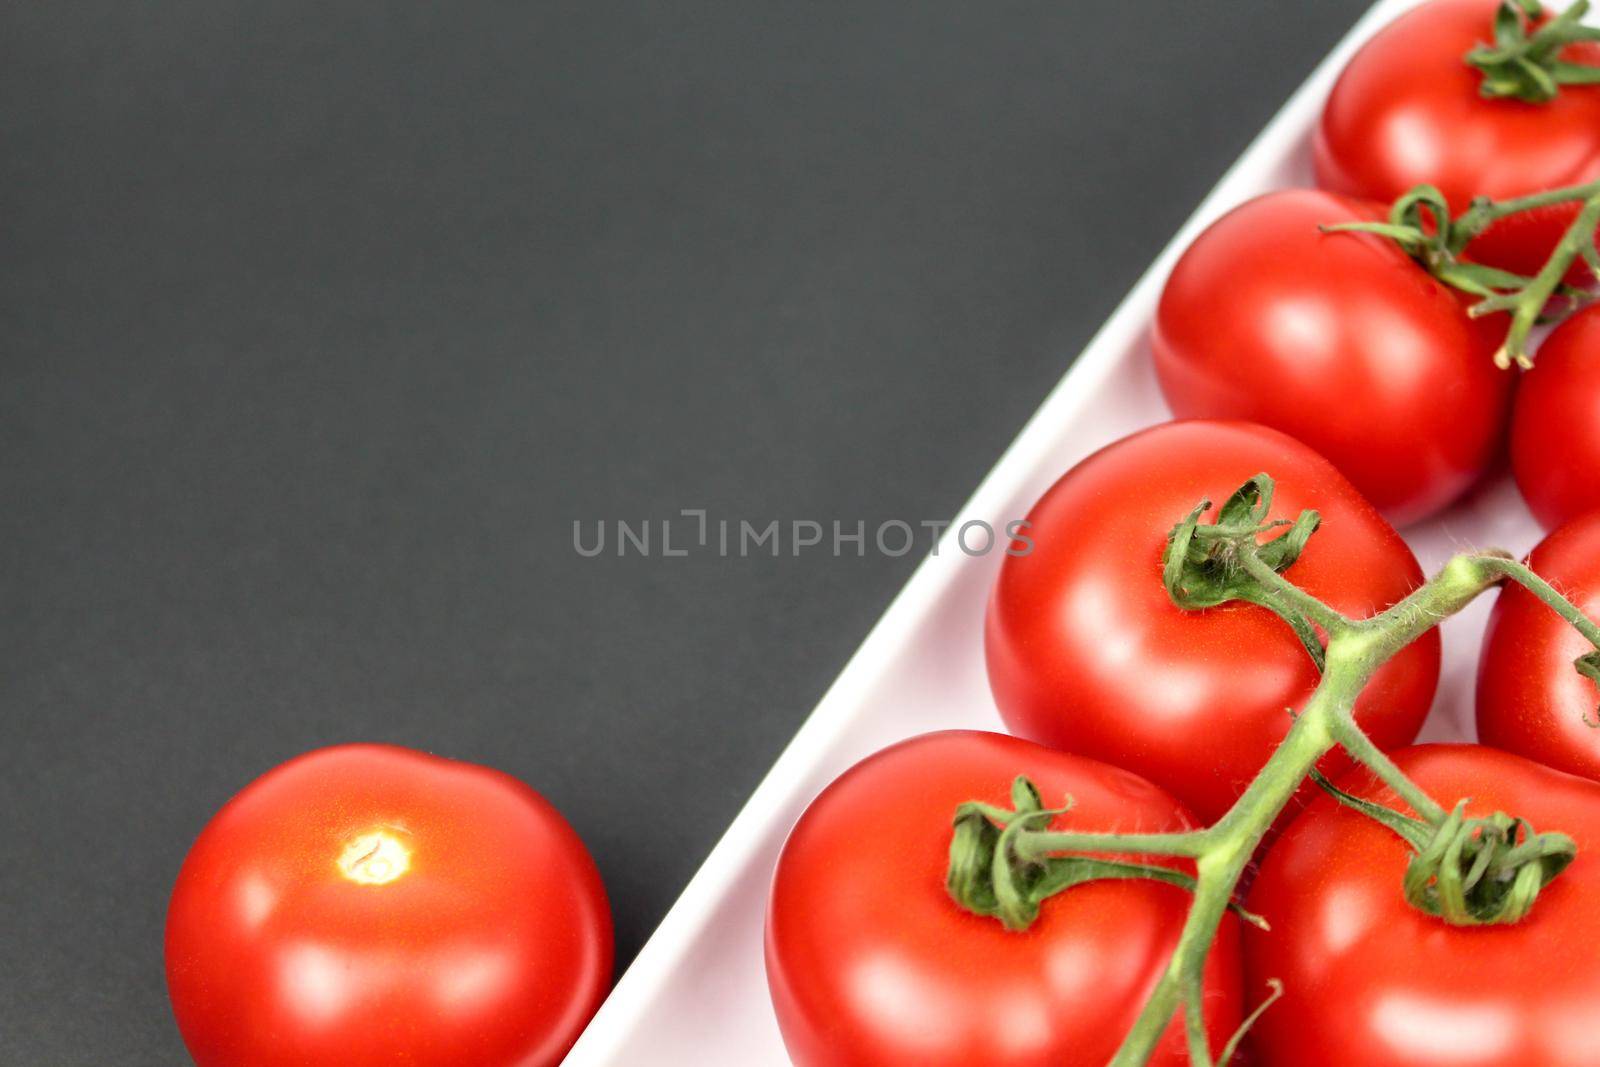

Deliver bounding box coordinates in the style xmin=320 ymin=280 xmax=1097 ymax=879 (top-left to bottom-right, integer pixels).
xmin=337 ymin=830 xmax=412 ymax=886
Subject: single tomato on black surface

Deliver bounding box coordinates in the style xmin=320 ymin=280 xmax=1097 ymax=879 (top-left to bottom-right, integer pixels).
xmin=1246 ymin=745 xmax=1600 ymax=1067
xmin=165 ymin=744 xmax=613 ymax=1067
xmin=986 ymin=420 xmax=1439 ymax=823
xmin=1478 ymin=512 xmax=1600 ymax=781
xmin=1316 ymin=0 xmax=1600 ymax=281
xmin=1511 ymin=304 xmax=1600 ymax=531
xmin=1153 ymin=190 xmax=1513 ymax=525
xmin=764 ymin=730 xmax=1242 ymax=1067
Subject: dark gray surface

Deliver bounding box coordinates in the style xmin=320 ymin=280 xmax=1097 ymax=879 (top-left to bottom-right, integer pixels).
xmin=1 ymin=2 xmax=1370 ymax=1062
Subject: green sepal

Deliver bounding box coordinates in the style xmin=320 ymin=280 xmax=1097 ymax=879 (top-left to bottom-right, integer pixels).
xmin=1310 ymin=770 xmax=1432 ymax=849
xmin=1162 ymin=475 xmax=1326 ymax=669
xmin=1435 ymin=261 xmax=1538 ymax=300
xmin=1576 ymin=649 xmax=1600 ymax=690
xmin=1310 ymin=771 xmax=1576 ymax=925
xmin=947 ymin=775 xmax=1072 ymax=931
xmin=1162 ymin=475 xmax=1319 ymax=611
xmin=1577 ymin=650 xmax=1600 ymax=728
xmin=1319 ymin=219 xmax=1428 ymax=249
xmin=947 ymin=803 xmax=1005 ymax=916
xmin=1465 ymin=0 xmax=1600 ymax=103
xmin=1011 ymin=775 xmax=1044 ymax=814
xmin=946 ymin=776 xmax=1263 ymax=933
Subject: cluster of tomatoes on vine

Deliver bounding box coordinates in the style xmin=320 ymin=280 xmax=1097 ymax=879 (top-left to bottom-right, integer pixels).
xmin=768 ymin=2 xmax=1600 ymax=1066
xmin=160 ymin=2 xmax=1600 ymax=1066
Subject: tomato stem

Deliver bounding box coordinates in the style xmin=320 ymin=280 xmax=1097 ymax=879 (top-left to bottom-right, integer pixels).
xmin=1473 ymin=192 xmax=1600 ymax=368
xmin=1109 ymin=550 xmax=1509 ymax=1064
xmin=1108 ymin=676 xmax=1344 ymax=1067
xmin=1236 ymin=549 xmax=1354 ymax=635
xmin=1013 ymin=826 xmax=1209 ymax=859
xmin=1477 ymin=554 xmax=1600 ymax=725
xmin=1329 ymin=712 xmax=1448 ymax=823
xmin=1478 ymin=555 xmax=1600 ymax=650
xmin=1453 ymin=178 xmax=1600 ymax=242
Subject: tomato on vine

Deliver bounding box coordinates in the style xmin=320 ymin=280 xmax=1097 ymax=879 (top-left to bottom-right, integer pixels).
xmin=765 ymin=730 xmax=1243 ymax=1067
xmin=1246 ymin=745 xmax=1600 ymax=1067
xmin=166 ymin=744 xmax=613 ymax=1067
xmin=1153 ymin=190 xmax=1513 ymax=524
xmin=1478 ymin=512 xmax=1600 ymax=781
xmin=1511 ymin=304 xmax=1600 ymax=530
xmin=986 ymin=419 xmax=1439 ymax=823
xmin=1316 ymin=0 xmax=1600 ymax=281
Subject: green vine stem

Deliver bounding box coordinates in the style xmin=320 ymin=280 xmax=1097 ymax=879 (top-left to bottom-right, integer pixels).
xmin=1479 ymin=555 xmax=1600 ymax=721
xmin=1470 ymin=192 xmax=1600 ymax=368
xmin=1466 ymin=0 xmax=1600 ymax=102
xmin=946 ymin=477 xmax=1600 ymax=1066
xmin=1479 ymin=555 xmax=1600 ymax=649
xmin=1324 ymin=180 xmax=1600 ymax=369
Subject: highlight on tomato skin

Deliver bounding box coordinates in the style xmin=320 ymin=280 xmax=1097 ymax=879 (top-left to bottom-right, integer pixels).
xmin=763 ymin=730 xmax=1242 ymax=1067
xmin=164 ymin=743 xmax=613 ymax=1067
xmin=1510 ymin=305 xmax=1600 ymax=532
xmin=984 ymin=419 xmax=1440 ymax=824
xmin=1478 ymin=512 xmax=1600 ymax=782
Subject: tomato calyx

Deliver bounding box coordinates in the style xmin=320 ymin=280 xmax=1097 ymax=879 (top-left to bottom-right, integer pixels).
xmin=1326 ymin=180 xmax=1600 ymax=367
xmin=946 ymin=775 xmax=1267 ymax=934
xmin=1466 ymin=0 xmax=1600 ymax=103
xmin=1311 ymin=770 xmax=1576 ymax=925
xmin=1163 ymin=473 xmax=1331 ymax=670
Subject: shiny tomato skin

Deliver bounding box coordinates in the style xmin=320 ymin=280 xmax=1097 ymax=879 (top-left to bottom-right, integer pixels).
xmin=1246 ymin=745 xmax=1600 ymax=1067
xmin=165 ymin=744 xmax=613 ymax=1067
xmin=1153 ymin=189 xmax=1513 ymax=526
xmin=1477 ymin=513 xmax=1600 ymax=780
xmin=765 ymin=730 xmax=1242 ymax=1067
xmin=1315 ymin=0 xmax=1600 ymax=280
xmin=986 ymin=420 xmax=1439 ymax=823
xmin=1511 ymin=305 xmax=1600 ymax=531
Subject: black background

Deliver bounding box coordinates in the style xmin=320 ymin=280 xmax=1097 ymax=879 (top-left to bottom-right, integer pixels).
xmin=3 ymin=2 xmax=1370 ymax=1062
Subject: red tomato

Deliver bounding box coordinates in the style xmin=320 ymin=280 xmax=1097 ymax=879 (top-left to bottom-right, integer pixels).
xmin=1153 ymin=190 xmax=1513 ymax=525
xmin=1511 ymin=304 xmax=1600 ymax=530
xmin=1478 ymin=513 xmax=1600 ymax=780
xmin=765 ymin=730 xmax=1242 ymax=1067
xmin=1316 ymin=0 xmax=1600 ymax=280
xmin=986 ymin=420 xmax=1439 ymax=823
xmin=166 ymin=744 xmax=613 ymax=1067
xmin=1245 ymin=745 xmax=1600 ymax=1067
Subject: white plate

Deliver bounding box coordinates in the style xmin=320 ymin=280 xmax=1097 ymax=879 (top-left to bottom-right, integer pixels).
xmin=562 ymin=0 xmax=1548 ymax=1061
